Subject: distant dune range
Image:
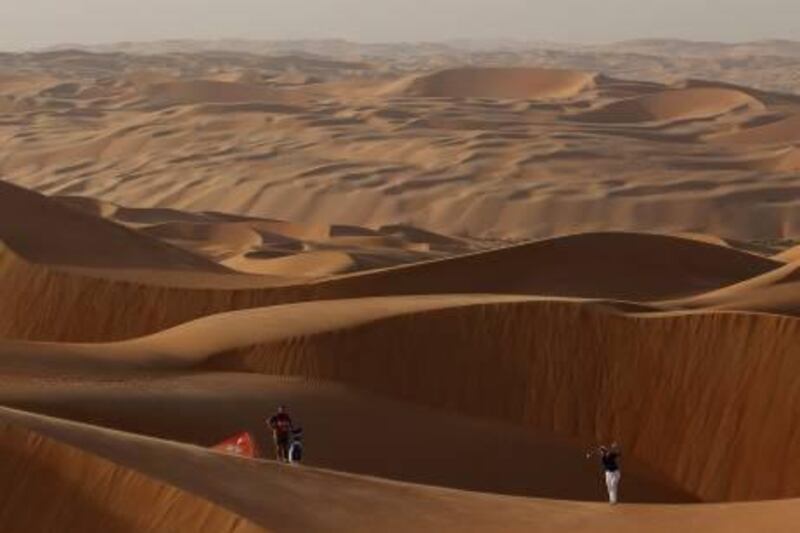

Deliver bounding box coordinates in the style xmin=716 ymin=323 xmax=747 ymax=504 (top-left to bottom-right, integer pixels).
xmin=5 ymin=47 xmax=800 ymax=531
xmin=3 ymin=56 xmax=800 ymax=242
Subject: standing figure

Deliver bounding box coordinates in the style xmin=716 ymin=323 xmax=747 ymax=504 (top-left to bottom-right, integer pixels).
xmin=587 ymin=442 xmax=622 ymax=504
xmin=268 ymin=405 xmax=294 ymax=462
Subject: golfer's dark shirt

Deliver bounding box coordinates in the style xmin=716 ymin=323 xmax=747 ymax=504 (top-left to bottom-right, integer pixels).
xmin=269 ymin=413 xmax=293 ymax=436
xmin=602 ymin=452 xmax=620 ymax=472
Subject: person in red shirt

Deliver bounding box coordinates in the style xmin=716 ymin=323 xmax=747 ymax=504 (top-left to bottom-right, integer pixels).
xmin=268 ymin=405 xmax=294 ymax=462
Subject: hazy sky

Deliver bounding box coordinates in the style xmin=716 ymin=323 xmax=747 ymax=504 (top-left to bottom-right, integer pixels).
xmin=1 ymin=0 xmax=799 ymax=50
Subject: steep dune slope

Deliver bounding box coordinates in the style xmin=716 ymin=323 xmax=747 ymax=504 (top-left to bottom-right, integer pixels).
xmin=4 ymin=296 xmax=800 ymax=502
xmin=191 ymin=299 xmax=800 ymax=502
xmin=0 ymin=413 xmax=260 ymax=532
xmin=0 ymin=180 xmax=227 ymax=272
xmin=305 ymin=232 xmax=779 ymax=301
xmin=4 ymin=407 xmax=800 ymax=533
xmin=0 ymin=374 xmax=688 ymax=502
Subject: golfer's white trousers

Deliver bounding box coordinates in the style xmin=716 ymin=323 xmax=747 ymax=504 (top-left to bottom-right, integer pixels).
xmin=605 ymin=470 xmax=621 ymax=503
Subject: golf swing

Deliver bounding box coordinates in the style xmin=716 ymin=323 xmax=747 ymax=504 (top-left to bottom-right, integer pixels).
xmin=586 ymin=442 xmax=622 ymax=504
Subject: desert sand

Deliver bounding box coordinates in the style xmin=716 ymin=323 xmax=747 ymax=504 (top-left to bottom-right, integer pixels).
xmin=3 ymin=41 xmax=800 ymax=531
xmin=4 ymin=50 xmax=800 ymax=242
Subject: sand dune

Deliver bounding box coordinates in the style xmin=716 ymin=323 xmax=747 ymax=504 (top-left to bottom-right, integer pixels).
xmin=572 ymin=88 xmax=763 ymax=123
xmin=776 ymin=244 xmax=800 ymax=262
xmin=0 ymin=410 xmax=260 ymax=532
xmin=0 ymin=374 xmax=688 ymax=503
xmin=712 ymin=113 xmax=800 ymax=145
xmin=404 ymin=67 xmax=597 ymax=99
xmin=5 ymin=45 xmax=800 ymax=531
xmin=0 ymin=73 xmax=58 ymax=94
xmin=139 ymin=79 xmax=304 ymax=107
xmin=309 ymin=232 xmax=779 ymax=302
xmin=4 ymin=294 xmax=800 ymax=504
xmin=1 ymin=200 xmax=781 ymax=341
xmin=200 ymin=299 xmax=800 ymax=503
xmin=770 ymin=147 xmax=800 ymax=171
xmin=8 ymin=407 xmax=798 ymax=533
xmin=140 ymin=221 xmax=266 ymax=260
xmin=665 ymin=261 xmax=800 ymax=315
xmin=51 ymin=192 xmax=471 ymax=275
xmin=40 ymin=38 xmax=800 ymax=94
xmin=0 ymin=180 xmax=227 ymax=272
xmin=718 ymin=146 xmax=800 ymax=172
xmin=222 ymin=250 xmax=358 ymax=277
xmin=4 ymin=56 xmax=800 ymax=241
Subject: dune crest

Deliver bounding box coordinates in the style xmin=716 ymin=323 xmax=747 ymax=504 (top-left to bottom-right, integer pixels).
xmin=664 ymin=260 xmax=800 ymax=316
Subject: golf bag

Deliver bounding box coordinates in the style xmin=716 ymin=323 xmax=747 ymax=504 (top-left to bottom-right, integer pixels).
xmin=288 ymin=427 xmax=303 ymax=464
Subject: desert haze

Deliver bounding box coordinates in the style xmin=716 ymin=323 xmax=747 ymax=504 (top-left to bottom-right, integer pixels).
xmin=3 ymin=38 xmax=800 ymax=532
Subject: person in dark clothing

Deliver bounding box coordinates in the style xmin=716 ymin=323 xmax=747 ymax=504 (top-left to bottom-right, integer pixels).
xmin=586 ymin=442 xmax=622 ymax=504
xmin=268 ymin=405 xmax=294 ymax=462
